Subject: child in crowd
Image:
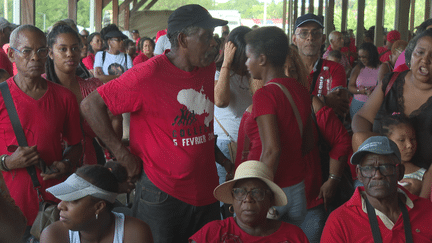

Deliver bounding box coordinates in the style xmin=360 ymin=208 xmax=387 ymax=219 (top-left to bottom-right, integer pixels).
xmin=0 ymin=68 xmax=10 ymax=83
xmin=326 ymin=50 xmax=342 ymax=63
xmin=379 ymin=113 xmax=428 ymax=196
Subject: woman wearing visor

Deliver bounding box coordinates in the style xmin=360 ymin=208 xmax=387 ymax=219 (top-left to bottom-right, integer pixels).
xmin=40 ymin=164 xmax=153 ymax=243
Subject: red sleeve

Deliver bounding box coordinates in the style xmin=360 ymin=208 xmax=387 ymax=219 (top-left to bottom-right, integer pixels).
xmin=82 ymin=55 xmax=94 ymax=70
xmin=252 ymin=86 xmax=277 ymax=119
xmin=328 ymin=61 xmax=347 ymax=88
xmin=315 ymin=106 xmax=351 ymax=160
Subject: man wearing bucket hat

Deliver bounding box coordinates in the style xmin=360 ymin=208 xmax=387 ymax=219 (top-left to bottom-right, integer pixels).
xmin=321 ymin=136 xmax=432 ymax=242
xmin=81 ymin=4 xmax=230 ymax=243
xmin=190 ymin=160 xmax=309 ymax=242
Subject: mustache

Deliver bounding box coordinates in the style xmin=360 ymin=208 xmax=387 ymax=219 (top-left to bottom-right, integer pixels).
xmin=368 ymin=180 xmax=390 ymax=188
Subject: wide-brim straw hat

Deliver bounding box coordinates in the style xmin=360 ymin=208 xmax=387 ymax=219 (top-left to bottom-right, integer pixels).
xmin=213 ymin=160 xmax=287 ymax=206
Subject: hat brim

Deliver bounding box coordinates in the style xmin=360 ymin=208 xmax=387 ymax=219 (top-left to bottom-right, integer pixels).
xmin=196 ymin=18 xmax=228 ymax=30
xmin=46 ymin=180 xmax=89 ymax=202
xmin=213 ymin=176 xmax=287 ymax=206
xmin=295 ymin=19 xmax=324 ymax=29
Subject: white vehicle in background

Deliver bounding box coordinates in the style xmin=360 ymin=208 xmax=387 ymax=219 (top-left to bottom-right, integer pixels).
xmin=209 ymin=10 xmax=241 ymax=37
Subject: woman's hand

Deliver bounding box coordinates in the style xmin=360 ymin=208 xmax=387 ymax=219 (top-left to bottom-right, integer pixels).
xmin=222 ymin=41 xmax=237 ymax=68
xmin=318 ymin=178 xmax=338 ymax=210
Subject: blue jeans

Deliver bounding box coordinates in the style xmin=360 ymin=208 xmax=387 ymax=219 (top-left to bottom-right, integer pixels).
xmin=300 ymin=204 xmax=327 ymax=243
xmin=274 ymin=180 xmax=307 ymax=227
xmin=215 ymin=138 xmax=231 ymax=185
xmin=132 ymin=171 xmax=219 ymax=243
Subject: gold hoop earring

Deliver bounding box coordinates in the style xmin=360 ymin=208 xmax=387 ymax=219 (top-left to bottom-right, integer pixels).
xmin=229 ymin=205 xmax=234 ymax=214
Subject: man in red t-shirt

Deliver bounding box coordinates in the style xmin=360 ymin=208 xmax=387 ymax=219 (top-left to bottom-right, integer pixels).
xmin=81 ymin=5 xmax=230 ymax=243
xmin=0 ymin=18 xmax=14 ymax=77
xmin=292 ymin=13 xmax=349 ymax=118
xmin=2 ymin=25 xmax=82 ymax=241
xmin=322 ymin=136 xmax=432 ymax=242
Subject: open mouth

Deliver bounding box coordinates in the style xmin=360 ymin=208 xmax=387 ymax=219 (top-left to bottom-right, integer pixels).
xmin=419 ymin=66 xmax=429 ymax=75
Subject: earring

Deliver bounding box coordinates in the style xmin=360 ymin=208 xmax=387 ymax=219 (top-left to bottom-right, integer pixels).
xmin=96 ymin=213 xmax=98 ymax=220
xmin=229 ymin=205 xmax=234 ymax=214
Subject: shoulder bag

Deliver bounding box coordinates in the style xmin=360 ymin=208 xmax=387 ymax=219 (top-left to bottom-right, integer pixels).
xmin=215 ymin=117 xmax=237 ymax=161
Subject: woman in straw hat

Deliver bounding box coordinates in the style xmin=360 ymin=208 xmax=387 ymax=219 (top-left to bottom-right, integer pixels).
xmin=189 ymin=160 xmax=309 ymax=242
xmin=40 ymin=164 xmax=153 ymax=243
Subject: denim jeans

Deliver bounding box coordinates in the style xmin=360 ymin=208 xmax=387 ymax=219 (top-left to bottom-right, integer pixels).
xmin=273 ymin=180 xmax=307 ymax=227
xmin=300 ymin=204 xmax=327 ymax=243
xmin=132 ymin=171 xmax=219 ymax=243
xmin=216 ymin=138 xmax=231 ymax=185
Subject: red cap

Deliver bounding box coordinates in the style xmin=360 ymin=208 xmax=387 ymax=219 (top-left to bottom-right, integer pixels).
xmin=387 ymin=30 xmax=401 ymax=43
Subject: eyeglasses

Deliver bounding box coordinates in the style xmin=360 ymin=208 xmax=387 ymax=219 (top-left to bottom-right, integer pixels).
xmin=295 ymin=30 xmax=323 ymax=39
xmin=232 ymin=188 xmax=272 ymax=202
xmin=358 ymin=164 xmax=399 ymax=178
xmin=10 ymin=46 xmax=49 ymax=59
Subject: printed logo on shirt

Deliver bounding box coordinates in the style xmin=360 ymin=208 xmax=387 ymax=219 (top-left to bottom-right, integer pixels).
xmin=108 ymin=63 xmax=125 ymax=75
xmin=171 ymin=87 xmax=215 ymax=147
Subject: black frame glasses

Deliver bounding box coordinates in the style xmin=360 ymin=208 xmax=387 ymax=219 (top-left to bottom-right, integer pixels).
xmin=295 ymin=30 xmax=323 ymax=39
xmin=358 ymin=164 xmax=399 ymax=178
xmin=10 ymin=46 xmax=49 ymax=59
xmin=232 ymin=188 xmax=272 ymax=202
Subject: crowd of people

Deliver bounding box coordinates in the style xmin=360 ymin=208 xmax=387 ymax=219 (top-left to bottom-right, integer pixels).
xmin=1 ymin=3 xmax=432 ymax=243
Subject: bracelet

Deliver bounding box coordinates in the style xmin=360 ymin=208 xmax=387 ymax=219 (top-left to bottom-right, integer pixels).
xmin=221 ymin=66 xmax=230 ymax=69
xmin=0 ymin=155 xmax=10 ymax=172
xmin=329 ymin=173 xmax=342 ymax=181
xmin=356 ymin=89 xmax=360 ymax=94
xmin=61 ymin=158 xmax=72 ymax=169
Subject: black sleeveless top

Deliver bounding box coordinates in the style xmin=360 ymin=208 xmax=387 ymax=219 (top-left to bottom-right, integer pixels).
xmin=373 ymin=70 xmax=432 ymax=169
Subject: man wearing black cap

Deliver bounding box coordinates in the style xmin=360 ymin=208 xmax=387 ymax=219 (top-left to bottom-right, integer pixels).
xmin=81 ymin=4 xmax=228 ymax=243
xmin=321 ymin=136 xmax=432 ymax=242
xmin=293 ymin=13 xmax=349 ymax=118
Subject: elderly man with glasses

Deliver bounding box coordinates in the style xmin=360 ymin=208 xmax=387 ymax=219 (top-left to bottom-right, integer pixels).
xmin=292 ymin=13 xmax=349 ymax=118
xmin=2 ymin=25 xmax=82 ymax=242
xmin=321 ymin=136 xmax=432 ymax=243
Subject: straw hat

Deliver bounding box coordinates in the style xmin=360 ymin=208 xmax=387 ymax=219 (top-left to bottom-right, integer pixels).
xmin=213 ymin=160 xmax=287 ymax=206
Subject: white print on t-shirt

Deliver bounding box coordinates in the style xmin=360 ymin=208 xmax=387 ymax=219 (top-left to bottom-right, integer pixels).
xmin=176 ymin=87 xmax=214 ymax=126
xmin=171 ymin=87 xmax=215 ymax=147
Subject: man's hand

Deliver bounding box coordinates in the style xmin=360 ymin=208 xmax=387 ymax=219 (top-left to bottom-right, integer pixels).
xmin=318 ymin=178 xmax=339 ymax=210
xmin=325 ymin=89 xmax=350 ymax=117
xmin=41 ymin=160 xmax=71 ymax=181
xmin=224 ymin=159 xmax=235 ymax=181
xmin=6 ymin=145 xmax=40 ymax=170
xmin=118 ymin=152 xmax=143 ymax=192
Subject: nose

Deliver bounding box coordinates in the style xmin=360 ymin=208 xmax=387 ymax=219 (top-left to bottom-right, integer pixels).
xmin=58 ymin=201 xmax=65 ymax=211
xmin=243 ymin=191 xmax=256 ymax=202
xmin=372 ymin=167 xmax=385 ymax=178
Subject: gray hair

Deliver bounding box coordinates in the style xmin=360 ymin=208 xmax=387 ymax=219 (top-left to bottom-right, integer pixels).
xmin=168 ymin=26 xmax=201 ymax=50
xmin=10 ymin=25 xmax=45 ymax=48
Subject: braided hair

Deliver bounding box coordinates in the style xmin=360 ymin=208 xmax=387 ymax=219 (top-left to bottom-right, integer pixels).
xmin=379 ymin=113 xmax=413 ymax=137
xmin=45 ymin=24 xmax=82 ymax=84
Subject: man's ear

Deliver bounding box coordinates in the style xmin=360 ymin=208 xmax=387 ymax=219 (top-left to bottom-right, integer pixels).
xmin=7 ymin=47 xmax=14 ymax=63
xmin=292 ymin=34 xmax=297 ymax=46
xmin=259 ymin=54 xmax=267 ymax=66
xmin=178 ymin=32 xmax=188 ymax=49
xmin=321 ymin=34 xmax=326 ymax=46
xmin=356 ymin=165 xmax=364 ymax=184
xmin=48 ymin=48 xmax=54 ymax=60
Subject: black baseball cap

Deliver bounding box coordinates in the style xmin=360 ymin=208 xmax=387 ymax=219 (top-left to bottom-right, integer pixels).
xmin=167 ymin=4 xmax=228 ymax=37
xmin=132 ymin=29 xmax=139 ymax=34
xmin=295 ymin=13 xmax=324 ymax=29
xmin=104 ymin=30 xmax=128 ymax=40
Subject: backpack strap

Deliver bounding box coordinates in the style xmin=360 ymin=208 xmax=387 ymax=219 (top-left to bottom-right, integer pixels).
xmin=385 ymin=72 xmax=400 ymax=96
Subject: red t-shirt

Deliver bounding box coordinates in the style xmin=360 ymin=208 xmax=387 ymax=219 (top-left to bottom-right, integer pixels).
xmin=252 ymin=78 xmax=311 ymax=188
xmin=82 ymin=53 xmax=95 ymax=70
xmin=189 ymin=216 xmax=309 ymax=243
xmin=304 ymin=106 xmax=352 ymax=209
xmin=97 ymin=53 xmax=218 ymax=206
xmin=321 ymin=186 xmax=432 ymax=243
xmin=0 ymin=77 xmax=82 ymax=225
xmin=132 ymin=53 xmax=149 ymax=66
xmin=0 ymin=48 xmax=13 ymax=77
xmin=309 ymin=59 xmax=347 ymax=96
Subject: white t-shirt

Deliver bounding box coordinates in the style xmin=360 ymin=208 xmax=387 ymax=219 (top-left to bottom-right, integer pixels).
xmin=94 ymin=51 xmax=133 ymax=75
xmin=214 ymin=70 xmax=252 ymax=141
xmin=154 ymin=35 xmax=171 ymax=55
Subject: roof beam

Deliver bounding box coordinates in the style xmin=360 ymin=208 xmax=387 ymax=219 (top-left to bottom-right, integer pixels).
xmin=144 ymin=0 xmax=158 ymax=10
xmin=131 ymin=0 xmax=148 ymax=12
